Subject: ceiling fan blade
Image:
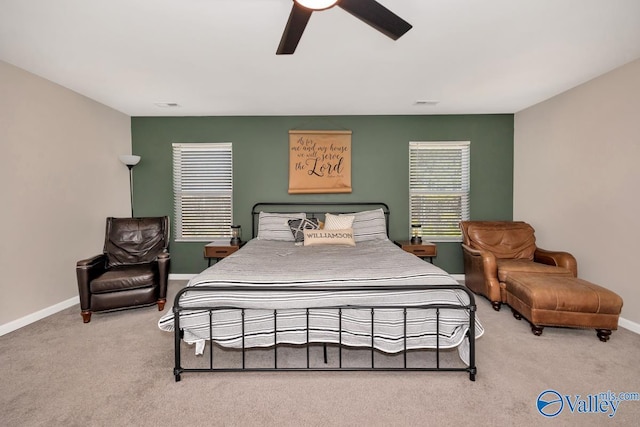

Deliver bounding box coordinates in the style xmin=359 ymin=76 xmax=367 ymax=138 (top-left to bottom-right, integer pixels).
xmin=277 ymin=4 xmax=313 ymax=55
xmin=338 ymin=0 xmax=412 ymax=40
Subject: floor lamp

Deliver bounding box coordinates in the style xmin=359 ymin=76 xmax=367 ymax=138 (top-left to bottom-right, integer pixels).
xmin=119 ymin=155 xmax=141 ymax=217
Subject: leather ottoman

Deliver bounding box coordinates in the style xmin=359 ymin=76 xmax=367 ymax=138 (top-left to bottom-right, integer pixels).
xmin=504 ymin=272 xmax=623 ymax=341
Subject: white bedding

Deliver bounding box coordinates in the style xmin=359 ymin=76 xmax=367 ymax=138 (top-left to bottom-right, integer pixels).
xmin=158 ymin=239 xmax=483 ymax=363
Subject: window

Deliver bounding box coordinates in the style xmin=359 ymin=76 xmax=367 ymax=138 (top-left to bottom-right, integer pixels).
xmin=172 ymin=143 xmax=233 ymax=241
xmin=409 ymin=141 xmax=470 ymax=242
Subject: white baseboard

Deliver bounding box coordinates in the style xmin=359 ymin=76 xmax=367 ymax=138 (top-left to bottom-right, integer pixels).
xmin=618 ymin=317 xmax=640 ymax=334
xmin=450 ymin=273 xmax=464 ymax=283
xmin=169 ymin=273 xmax=197 ymax=280
xmin=0 ymin=296 xmax=79 ymax=336
xmin=0 ymin=275 xmax=192 ymax=335
xmin=455 ymin=275 xmax=639 ymax=334
xmin=172 ymin=273 xmax=465 ymax=283
xmin=2 ymin=276 xmax=639 ymax=337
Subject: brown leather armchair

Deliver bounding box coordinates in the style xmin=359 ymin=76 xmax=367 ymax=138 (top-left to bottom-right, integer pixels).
xmin=76 ymin=217 xmax=170 ymax=323
xmin=460 ymin=221 xmax=577 ymax=311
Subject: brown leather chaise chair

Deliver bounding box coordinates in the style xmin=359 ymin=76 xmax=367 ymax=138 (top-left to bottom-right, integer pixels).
xmin=76 ymin=217 xmax=170 ymax=323
xmin=459 ymin=221 xmax=577 ymax=311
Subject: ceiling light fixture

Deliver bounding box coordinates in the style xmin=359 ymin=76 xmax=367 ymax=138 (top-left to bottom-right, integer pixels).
xmin=154 ymin=102 xmax=180 ymax=108
xmin=278 ymin=0 xmax=411 ymax=55
xmin=295 ymin=0 xmax=339 ymax=11
xmin=415 ymin=100 xmax=440 ymax=106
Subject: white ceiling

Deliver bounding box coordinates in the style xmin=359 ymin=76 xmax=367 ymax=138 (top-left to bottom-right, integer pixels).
xmin=1 ymin=0 xmax=640 ymax=117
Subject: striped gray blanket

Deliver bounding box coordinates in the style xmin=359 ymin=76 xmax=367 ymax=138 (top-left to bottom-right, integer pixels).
xmin=158 ymin=239 xmax=483 ymax=363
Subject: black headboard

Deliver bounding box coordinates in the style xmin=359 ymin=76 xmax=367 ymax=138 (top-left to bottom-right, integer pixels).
xmin=251 ymin=202 xmax=390 ymax=239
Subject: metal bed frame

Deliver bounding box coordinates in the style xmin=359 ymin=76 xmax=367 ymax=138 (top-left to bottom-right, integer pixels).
xmin=172 ymin=202 xmax=477 ymax=381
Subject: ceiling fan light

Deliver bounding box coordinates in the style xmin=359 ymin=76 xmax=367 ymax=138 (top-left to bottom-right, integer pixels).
xmin=295 ymin=0 xmax=339 ymax=11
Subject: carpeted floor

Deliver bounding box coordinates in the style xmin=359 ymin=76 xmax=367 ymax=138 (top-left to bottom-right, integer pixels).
xmin=1 ymin=280 xmax=639 ymax=426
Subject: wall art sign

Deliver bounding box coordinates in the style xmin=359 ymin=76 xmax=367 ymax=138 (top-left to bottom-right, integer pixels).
xmin=288 ymin=130 xmax=352 ymax=194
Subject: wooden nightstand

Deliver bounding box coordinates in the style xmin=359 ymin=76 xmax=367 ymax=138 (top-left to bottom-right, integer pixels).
xmin=204 ymin=240 xmax=246 ymax=266
xmin=394 ymin=240 xmax=437 ymax=263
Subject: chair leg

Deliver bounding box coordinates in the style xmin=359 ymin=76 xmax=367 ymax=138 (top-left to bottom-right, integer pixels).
xmin=491 ymin=301 xmax=501 ymax=311
xmin=81 ymin=310 xmax=92 ymax=323
xmin=157 ymin=299 xmax=166 ymax=311
xmin=531 ymin=325 xmax=544 ymax=336
xmin=511 ymin=308 xmax=522 ymax=320
xmin=596 ymin=329 xmax=612 ymax=342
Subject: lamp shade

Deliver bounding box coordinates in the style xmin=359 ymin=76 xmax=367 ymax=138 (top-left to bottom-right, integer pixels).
xmin=296 ymin=0 xmax=338 ymax=11
xmin=119 ymin=155 xmax=141 ymax=166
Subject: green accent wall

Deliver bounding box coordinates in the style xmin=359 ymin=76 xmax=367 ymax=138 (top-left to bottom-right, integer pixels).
xmin=131 ymin=115 xmax=514 ymax=274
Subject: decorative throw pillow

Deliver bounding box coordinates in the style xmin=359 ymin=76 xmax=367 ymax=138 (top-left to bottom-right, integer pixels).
xmin=257 ymin=212 xmax=306 ymax=241
xmin=324 ymin=213 xmax=355 ymax=230
xmin=288 ymin=218 xmax=320 ymax=244
xmin=350 ymin=208 xmax=388 ymax=242
xmin=303 ymin=228 xmax=356 ymax=246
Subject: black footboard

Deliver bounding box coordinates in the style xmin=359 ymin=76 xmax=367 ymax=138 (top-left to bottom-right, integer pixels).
xmin=172 ymin=284 xmax=477 ymax=382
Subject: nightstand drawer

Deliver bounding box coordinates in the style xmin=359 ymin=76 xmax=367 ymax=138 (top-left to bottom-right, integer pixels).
xmin=393 ymin=240 xmax=437 ymax=262
xmin=404 ymin=245 xmax=437 ymax=257
xmin=204 ymin=246 xmax=238 ymax=258
xmin=204 ymin=240 xmax=246 ymax=266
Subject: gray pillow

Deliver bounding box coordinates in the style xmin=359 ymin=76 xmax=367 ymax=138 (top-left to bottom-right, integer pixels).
xmin=350 ymin=208 xmax=388 ymax=242
xmin=257 ymin=212 xmax=306 ymax=241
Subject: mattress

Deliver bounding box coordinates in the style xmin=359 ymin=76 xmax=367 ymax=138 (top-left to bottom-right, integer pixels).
xmin=159 ymin=239 xmax=483 ymax=363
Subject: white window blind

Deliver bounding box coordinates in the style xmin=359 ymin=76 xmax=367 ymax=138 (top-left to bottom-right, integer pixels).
xmin=172 ymin=143 xmax=233 ymax=241
xmin=409 ymin=141 xmax=470 ymax=242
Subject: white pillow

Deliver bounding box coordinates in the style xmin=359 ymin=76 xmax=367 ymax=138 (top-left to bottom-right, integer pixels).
xmin=324 ymin=212 xmax=355 ymax=230
xmin=350 ymin=208 xmax=388 ymax=242
xmin=257 ymin=212 xmax=306 ymax=241
xmin=303 ymin=228 xmax=356 ymax=246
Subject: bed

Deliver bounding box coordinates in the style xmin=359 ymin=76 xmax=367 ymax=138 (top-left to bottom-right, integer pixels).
xmin=159 ymin=202 xmax=482 ymax=381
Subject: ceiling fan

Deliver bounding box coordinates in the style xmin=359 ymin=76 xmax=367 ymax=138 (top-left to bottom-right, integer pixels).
xmin=277 ymin=0 xmax=412 ymax=55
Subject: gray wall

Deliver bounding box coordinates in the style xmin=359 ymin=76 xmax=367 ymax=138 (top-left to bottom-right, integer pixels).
xmin=0 ymin=61 xmax=131 ymax=327
xmin=131 ymin=114 xmax=514 ymax=274
xmin=514 ymin=58 xmax=640 ymax=325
